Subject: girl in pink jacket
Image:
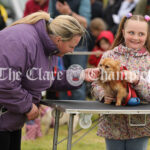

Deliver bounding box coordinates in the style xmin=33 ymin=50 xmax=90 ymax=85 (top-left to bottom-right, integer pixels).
xmin=92 ymin=13 xmax=150 ymax=150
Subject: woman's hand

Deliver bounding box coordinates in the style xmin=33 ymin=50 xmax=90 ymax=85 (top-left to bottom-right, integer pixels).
xmin=82 ymin=68 xmax=100 ymax=82
xmin=26 ymin=103 xmax=39 ymax=120
xmin=122 ymin=70 xmax=140 ymax=85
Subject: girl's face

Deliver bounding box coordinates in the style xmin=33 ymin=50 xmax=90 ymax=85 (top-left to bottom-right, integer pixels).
xmin=122 ymin=20 xmax=148 ymax=50
xmin=56 ymin=35 xmax=81 ymax=57
xmin=99 ymin=39 xmax=111 ymax=51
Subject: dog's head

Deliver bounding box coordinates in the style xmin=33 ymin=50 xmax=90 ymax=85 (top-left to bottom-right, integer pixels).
xmin=98 ymin=58 xmax=121 ymax=81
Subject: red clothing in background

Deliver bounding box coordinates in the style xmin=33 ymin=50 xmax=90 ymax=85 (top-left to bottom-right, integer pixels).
xmin=24 ymin=0 xmax=49 ymax=17
xmin=88 ymin=31 xmax=114 ymax=67
xmin=89 ymin=47 xmax=104 ymax=67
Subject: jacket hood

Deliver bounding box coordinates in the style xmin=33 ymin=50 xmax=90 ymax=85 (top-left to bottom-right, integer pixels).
xmin=96 ymin=30 xmax=114 ymax=47
xmin=34 ymin=20 xmax=59 ymax=56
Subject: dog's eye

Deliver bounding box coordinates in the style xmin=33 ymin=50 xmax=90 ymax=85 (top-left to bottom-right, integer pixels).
xmin=105 ymin=65 xmax=109 ymax=68
xmin=99 ymin=64 xmax=102 ymax=67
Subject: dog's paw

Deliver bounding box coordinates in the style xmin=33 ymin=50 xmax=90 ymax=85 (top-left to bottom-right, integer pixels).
xmin=115 ymin=102 xmax=121 ymax=106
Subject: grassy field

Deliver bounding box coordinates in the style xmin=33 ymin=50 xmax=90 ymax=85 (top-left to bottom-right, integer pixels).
xmin=22 ymin=119 xmax=106 ymax=150
xmin=22 ymin=116 xmax=150 ymax=150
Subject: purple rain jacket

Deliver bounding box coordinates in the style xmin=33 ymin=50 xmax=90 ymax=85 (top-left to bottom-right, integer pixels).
xmin=0 ymin=20 xmax=81 ymax=131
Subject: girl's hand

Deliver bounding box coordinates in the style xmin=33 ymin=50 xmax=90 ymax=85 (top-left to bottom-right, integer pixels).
xmin=82 ymin=68 xmax=100 ymax=82
xmin=26 ymin=103 xmax=39 ymax=120
xmin=104 ymin=96 xmax=115 ymax=104
xmin=122 ymin=70 xmax=140 ymax=85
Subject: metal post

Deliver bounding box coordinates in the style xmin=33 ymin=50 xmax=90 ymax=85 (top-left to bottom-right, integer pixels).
xmin=53 ymin=109 xmax=60 ymax=150
xmin=67 ymin=114 xmax=75 ymax=150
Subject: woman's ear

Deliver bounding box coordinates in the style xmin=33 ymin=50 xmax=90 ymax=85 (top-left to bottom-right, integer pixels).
xmin=50 ymin=35 xmax=62 ymax=46
xmin=56 ymin=36 xmax=62 ymax=44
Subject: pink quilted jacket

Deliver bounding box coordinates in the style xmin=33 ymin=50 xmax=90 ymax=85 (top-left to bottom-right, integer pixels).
xmin=92 ymin=44 xmax=150 ymax=140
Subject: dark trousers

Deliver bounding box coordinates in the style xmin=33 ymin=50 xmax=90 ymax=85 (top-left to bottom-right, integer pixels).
xmin=0 ymin=129 xmax=21 ymax=150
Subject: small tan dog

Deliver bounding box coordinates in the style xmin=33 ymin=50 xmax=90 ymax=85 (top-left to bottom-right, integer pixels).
xmin=98 ymin=58 xmax=128 ymax=106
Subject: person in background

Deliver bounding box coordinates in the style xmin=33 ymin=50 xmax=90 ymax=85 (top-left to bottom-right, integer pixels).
xmin=50 ymin=0 xmax=91 ymax=28
xmin=23 ymin=119 xmax=42 ymax=141
xmin=89 ymin=18 xmax=107 ymax=39
xmin=92 ymin=13 xmax=150 ymax=150
xmin=112 ymin=0 xmax=139 ymax=32
xmin=88 ymin=18 xmax=107 ymax=51
xmin=88 ymin=30 xmax=114 ymax=67
xmin=23 ymin=0 xmax=49 ymax=17
xmin=134 ymin=0 xmax=150 ymax=16
xmin=49 ymin=0 xmax=91 ymax=101
xmin=23 ymin=105 xmax=47 ymax=141
xmin=90 ymin=0 xmax=104 ymax=20
xmin=86 ymin=17 xmax=107 ymax=99
xmin=114 ymin=0 xmax=139 ymax=22
xmin=103 ymin=0 xmax=123 ymax=34
xmin=0 ymin=11 xmax=99 ymax=150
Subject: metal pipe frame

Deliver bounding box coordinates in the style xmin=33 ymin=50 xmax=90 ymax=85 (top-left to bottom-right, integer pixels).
xmin=53 ymin=109 xmax=60 ymax=150
xmin=67 ymin=114 xmax=75 ymax=150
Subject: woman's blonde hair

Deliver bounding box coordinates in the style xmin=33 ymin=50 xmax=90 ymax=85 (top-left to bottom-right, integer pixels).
xmin=111 ymin=15 xmax=150 ymax=52
xmin=10 ymin=11 xmax=86 ymax=41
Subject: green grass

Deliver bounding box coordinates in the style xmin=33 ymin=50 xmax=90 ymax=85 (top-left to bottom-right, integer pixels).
xmin=22 ymin=117 xmax=105 ymax=150
xmin=22 ymin=116 xmax=150 ymax=150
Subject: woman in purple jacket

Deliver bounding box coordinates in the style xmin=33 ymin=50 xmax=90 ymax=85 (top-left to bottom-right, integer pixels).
xmin=0 ymin=11 xmax=99 ymax=150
